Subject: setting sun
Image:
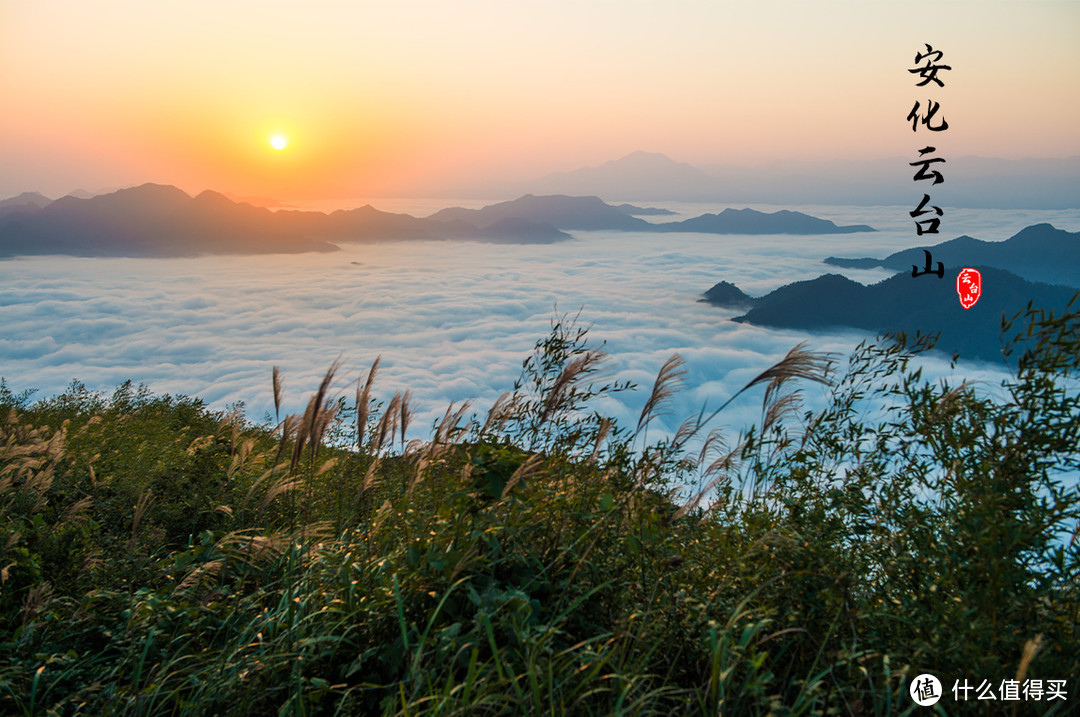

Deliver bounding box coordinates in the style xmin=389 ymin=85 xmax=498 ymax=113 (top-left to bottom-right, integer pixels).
xmin=270 ymin=135 xmax=287 ymax=150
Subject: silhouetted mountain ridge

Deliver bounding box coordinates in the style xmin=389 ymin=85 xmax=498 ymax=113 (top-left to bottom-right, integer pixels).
xmin=429 ymin=194 xmax=873 ymax=234
xmin=526 ymin=151 xmax=716 ymax=200
xmin=667 ymin=208 xmax=874 ymax=235
xmin=1 ymin=184 xmax=875 ymax=258
xmin=429 ymin=194 xmax=651 ymax=231
xmin=0 ymin=184 xmax=337 ymax=257
xmin=0 ymin=185 xmax=579 ymax=258
xmin=825 ymin=223 xmax=1080 ymax=286
xmin=614 ymin=203 xmax=675 ymax=216
xmin=0 ymin=191 xmax=53 ymax=217
xmin=703 ymin=260 xmax=1078 ymax=364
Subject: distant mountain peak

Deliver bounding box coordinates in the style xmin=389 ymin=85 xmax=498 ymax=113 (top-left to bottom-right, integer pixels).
xmin=194 ymin=189 xmax=241 ymax=206
xmin=700 ymin=280 xmax=754 ymax=308
xmin=113 ymin=182 xmax=188 ymax=195
xmin=605 ymin=151 xmax=688 ymax=166
xmin=666 ymin=208 xmax=873 ymax=234
xmin=1 ymin=190 xmax=51 ymax=204
xmin=622 ymin=150 xmax=668 ymax=159
xmin=0 ymin=191 xmax=53 ymax=213
xmin=1011 ymin=222 xmax=1059 ymax=237
xmin=98 ymin=183 xmax=193 ymax=205
xmin=521 ymin=152 xmax=717 ymax=201
xmin=427 ymin=193 xmax=649 ymax=231
xmin=502 ymin=153 xmax=1080 ymax=208
xmin=589 ymin=151 xmax=711 ymax=175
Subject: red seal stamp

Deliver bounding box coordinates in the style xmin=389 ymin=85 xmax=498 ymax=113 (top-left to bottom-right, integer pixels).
xmin=957 ymin=268 xmax=981 ymax=310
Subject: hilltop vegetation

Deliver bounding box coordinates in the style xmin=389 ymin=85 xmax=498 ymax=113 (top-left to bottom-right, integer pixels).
xmin=1 ymin=304 xmax=1078 ymax=715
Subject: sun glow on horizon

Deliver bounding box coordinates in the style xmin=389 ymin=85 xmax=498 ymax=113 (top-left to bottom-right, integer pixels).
xmin=2 ymin=2 xmax=1077 ymax=200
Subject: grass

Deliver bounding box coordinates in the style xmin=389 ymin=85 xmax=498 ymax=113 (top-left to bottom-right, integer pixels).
xmin=0 ymin=304 xmax=1078 ymax=715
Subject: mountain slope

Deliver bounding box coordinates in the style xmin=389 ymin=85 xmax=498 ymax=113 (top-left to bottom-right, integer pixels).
xmin=0 ymin=184 xmax=338 ymax=257
xmin=525 ymin=151 xmax=717 ymax=199
xmin=429 ymin=194 xmax=651 ymax=231
xmin=661 ymin=208 xmax=874 ymax=235
xmin=0 ymin=185 xmax=578 ymax=258
xmin=825 ymin=224 xmax=1080 ymax=286
xmin=0 ymin=191 xmax=53 ymax=217
xmin=1 ymin=185 xmax=878 ymax=258
xmin=507 ymin=152 xmax=1080 ymax=208
xmin=430 ymin=195 xmax=874 ymax=234
xmin=720 ymin=267 xmax=1078 ymax=364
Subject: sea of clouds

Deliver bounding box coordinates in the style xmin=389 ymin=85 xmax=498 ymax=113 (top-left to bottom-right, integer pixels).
xmin=2 ymin=202 xmax=1078 ymax=449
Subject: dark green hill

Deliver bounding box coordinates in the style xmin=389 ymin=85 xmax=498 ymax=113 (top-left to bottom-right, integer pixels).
xmin=700 ymin=280 xmax=755 ymax=308
xmin=825 ymin=223 xmax=1080 ymax=286
xmin=715 ymin=268 xmax=1078 ymax=364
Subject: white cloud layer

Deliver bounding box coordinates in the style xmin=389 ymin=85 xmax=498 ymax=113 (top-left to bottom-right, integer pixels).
xmin=2 ymin=202 xmax=1078 ymax=447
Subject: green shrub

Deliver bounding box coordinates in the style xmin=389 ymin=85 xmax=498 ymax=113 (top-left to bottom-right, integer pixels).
xmin=0 ymin=303 xmax=1077 ymax=715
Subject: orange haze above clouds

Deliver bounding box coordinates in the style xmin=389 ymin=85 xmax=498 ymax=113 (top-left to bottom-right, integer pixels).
xmin=2 ymin=0 xmax=1078 ymax=202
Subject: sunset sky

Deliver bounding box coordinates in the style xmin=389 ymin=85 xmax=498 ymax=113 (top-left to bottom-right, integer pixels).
xmin=2 ymin=0 xmax=1078 ymax=201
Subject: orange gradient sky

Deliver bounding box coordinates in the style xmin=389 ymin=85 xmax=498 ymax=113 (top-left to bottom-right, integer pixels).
xmin=2 ymin=0 xmax=1078 ymax=201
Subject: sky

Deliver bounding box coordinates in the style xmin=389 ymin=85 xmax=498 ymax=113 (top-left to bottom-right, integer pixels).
xmin=2 ymin=0 xmax=1079 ymax=201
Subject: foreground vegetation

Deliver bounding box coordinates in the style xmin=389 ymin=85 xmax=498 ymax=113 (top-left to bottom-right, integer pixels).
xmin=1 ymin=303 xmax=1078 ymax=715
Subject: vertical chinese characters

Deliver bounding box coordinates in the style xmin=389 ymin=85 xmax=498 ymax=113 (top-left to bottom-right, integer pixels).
xmin=908 ymin=44 xmax=951 ymax=278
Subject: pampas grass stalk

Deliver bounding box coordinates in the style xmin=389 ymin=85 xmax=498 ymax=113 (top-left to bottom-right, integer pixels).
xmin=698 ymin=343 xmax=832 ymax=430
xmin=635 ymin=354 xmax=686 ymax=442
xmin=356 ymin=356 xmax=380 ymax=450
xmin=272 ymin=365 xmax=283 ymax=422
xmin=540 ymin=350 xmax=604 ymax=424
